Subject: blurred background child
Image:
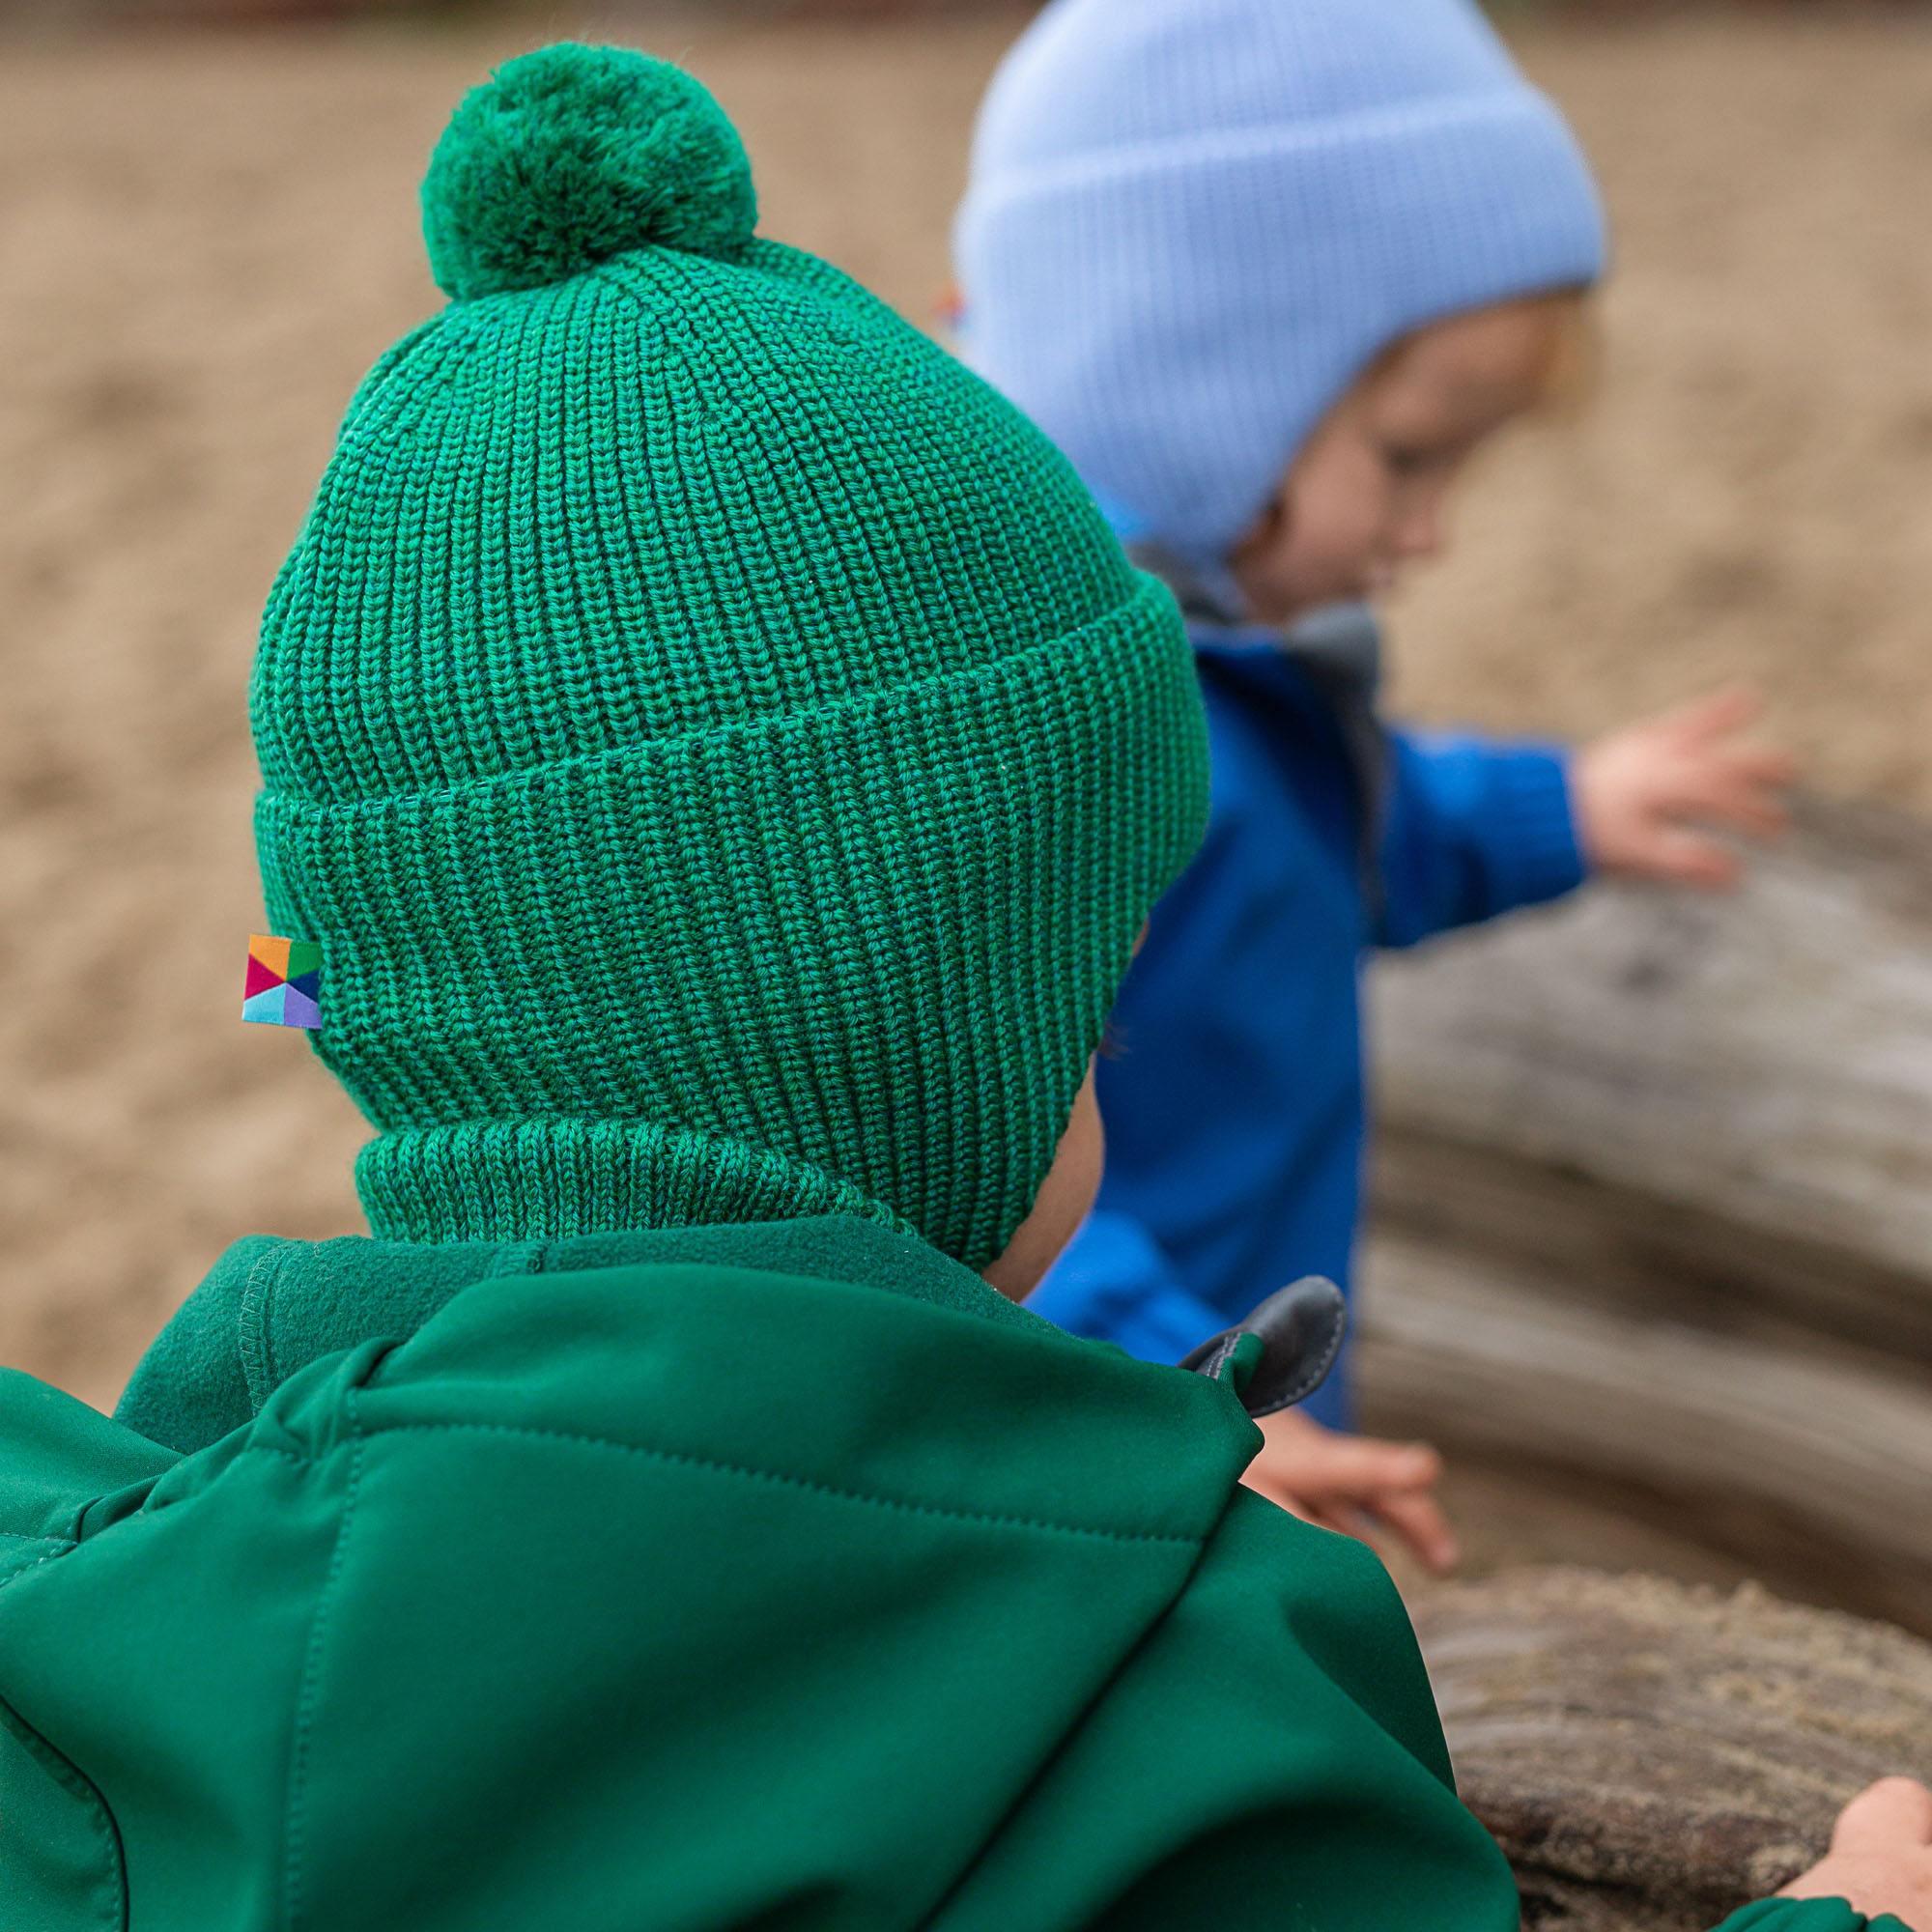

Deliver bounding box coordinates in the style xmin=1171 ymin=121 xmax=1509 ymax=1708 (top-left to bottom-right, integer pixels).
xmin=955 ymin=0 xmax=1794 ymax=1575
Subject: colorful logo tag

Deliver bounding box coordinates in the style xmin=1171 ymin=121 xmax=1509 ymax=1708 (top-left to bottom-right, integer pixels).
xmin=242 ymin=934 xmax=322 ymax=1030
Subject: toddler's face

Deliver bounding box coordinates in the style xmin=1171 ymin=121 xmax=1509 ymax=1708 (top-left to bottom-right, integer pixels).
xmin=1230 ymin=296 xmax=1579 ymax=625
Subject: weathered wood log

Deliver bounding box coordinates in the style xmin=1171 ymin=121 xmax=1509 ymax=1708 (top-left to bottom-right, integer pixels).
xmin=1411 ymin=1569 xmax=1932 ymax=1932
xmin=1373 ymin=795 xmax=1932 ymax=1334
xmin=1355 ymin=1215 xmax=1932 ymax=1633
xmin=1361 ymin=796 xmax=1932 ymax=1629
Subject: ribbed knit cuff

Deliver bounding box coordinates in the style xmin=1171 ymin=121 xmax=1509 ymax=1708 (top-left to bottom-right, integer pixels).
xmin=357 ymin=1120 xmax=919 ymax=1249
xmin=268 ymin=571 xmax=1206 ymax=1264
xmin=1484 ymin=746 xmax=1588 ymax=910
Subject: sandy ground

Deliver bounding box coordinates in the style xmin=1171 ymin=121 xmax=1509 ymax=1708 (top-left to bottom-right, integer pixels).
xmin=0 ymin=10 xmax=1927 ymax=1534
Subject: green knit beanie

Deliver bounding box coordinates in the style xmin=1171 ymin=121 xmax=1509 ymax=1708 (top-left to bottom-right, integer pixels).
xmin=252 ymin=43 xmax=1208 ymax=1266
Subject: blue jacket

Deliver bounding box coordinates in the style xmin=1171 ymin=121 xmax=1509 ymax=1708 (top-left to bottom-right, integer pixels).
xmin=1028 ymin=630 xmax=1585 ymax=1428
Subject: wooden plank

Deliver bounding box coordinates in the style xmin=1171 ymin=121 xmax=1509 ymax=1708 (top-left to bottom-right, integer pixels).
xmin=1361 ymin=799 xmax=1932 ymax=1625
xmin=1372 ymin=795 xmax=1932 ymax=1311
xmin=1356 ymin=1231 xmax=1932 ymax=1634
xmin=1411 ymin=1569 xmax=1932 ymax=1932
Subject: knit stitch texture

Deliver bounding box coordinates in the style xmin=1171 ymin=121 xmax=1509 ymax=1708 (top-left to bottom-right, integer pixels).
xmin=251 ymin=43 xmax=1208 ymax=1264
xmin=955 ymin=0 xmax=1607 ymax=562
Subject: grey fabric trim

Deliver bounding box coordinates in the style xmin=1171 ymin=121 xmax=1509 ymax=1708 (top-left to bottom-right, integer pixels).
xmin=1180 ymin=1277 xmax=1349 ymax=1418
xmin=1126 ymin=542 xmax=1391 ymax=918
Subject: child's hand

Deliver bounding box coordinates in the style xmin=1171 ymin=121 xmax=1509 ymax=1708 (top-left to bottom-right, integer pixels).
xmin=1240 ymin=1408 xmax=1460 ymax=1577
xmin=1574 ymin=687 xmax=1795 ymax=889
xmin=1780 ymin=1777 xmax=1932 ymax=1922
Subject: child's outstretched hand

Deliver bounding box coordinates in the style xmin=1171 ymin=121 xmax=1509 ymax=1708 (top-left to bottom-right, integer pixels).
xmin=1241 ymin=1407 xmax=1460 ymax=1577
xmin=1574 ymin=687 xmax=1796 ymax=889
xmin=1781 ymin=1776 xmax=1932 ymax=1923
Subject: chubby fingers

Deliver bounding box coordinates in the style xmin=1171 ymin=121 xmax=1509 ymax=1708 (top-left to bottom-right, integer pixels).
xmin=1239 ymin=1468 xmax=1349 ymax=1532
xmin=1833 ymin=1777 xmax=1932 ymax=1852
xmin=1719 ymin=742 xmax=1801 ymax=789
xmin=1664 ymin=739 xmax=1796 ymax=827
xmin=1661 ymin=683 xmax=1765 ymax=746
xmin=1371 ymin=1487 xmax=1462 ymax=1577
xmin=1652 ymin=684 xmax=1796 ymax=816
xmin=1271 ymin=1432 xmax=1442 ymax=1499
xmin=1672 ymin=753 xmax=1794 ymax=832
xmin=1241 ymin=1428 xmax=1457 ymax=1574
xmin=1282 ymin=1492 xmax=1461 ymax=1578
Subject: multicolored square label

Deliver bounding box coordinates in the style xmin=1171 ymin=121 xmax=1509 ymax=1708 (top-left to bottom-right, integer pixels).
xmin=242 ymin=934 xmax=322 ymax=1030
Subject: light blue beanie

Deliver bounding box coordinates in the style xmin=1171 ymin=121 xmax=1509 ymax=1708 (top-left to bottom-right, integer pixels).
xmin=954 ymin=0 xmax=1608 ymax=563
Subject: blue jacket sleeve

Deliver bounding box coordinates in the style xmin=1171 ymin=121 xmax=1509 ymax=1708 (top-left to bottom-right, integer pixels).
xmin=1377 ymin=727 xmax=1589 ymax=950
xmin=1025 ymin=1209 xmax=1230 ymax=1365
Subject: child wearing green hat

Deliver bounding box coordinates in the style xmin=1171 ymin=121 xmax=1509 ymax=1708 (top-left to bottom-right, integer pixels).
xmin=0 ymin=42 xmax=1920 ymax=1932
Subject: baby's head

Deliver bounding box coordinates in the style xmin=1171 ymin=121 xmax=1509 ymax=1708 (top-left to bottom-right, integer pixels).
xmin=251 ymin=45 xmax=1207 ymax=1286
xmin=956 ymin=0 xmax=1606 ymax=613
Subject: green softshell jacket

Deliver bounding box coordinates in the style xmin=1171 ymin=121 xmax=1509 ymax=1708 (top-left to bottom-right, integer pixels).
xmin=0 ymin=1216 xmax=1902 ymax=1930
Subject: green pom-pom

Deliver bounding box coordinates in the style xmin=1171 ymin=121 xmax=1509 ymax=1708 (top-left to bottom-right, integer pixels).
xmin=422 ymin=43 xmax=758 ymax=300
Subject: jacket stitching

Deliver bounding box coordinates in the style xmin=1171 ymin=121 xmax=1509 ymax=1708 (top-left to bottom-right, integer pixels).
xmin=0 ymin=1550 xmax=126 ymax=1928
xmin=0 ymin=1546 xmax=74 ymax=1590
xmin=238 ymin=1244 xmax=292 ymax=1414
xmin=1276 ymin=1330 xmax=1344 ymax=1409
xmin=361 ymin=1419 xmax=1204 ymax=1548
xmin=0 ymin=1695 xmax=127 ymax=1931
xmin=282 ymin=1400 xmax=366 ymax=1932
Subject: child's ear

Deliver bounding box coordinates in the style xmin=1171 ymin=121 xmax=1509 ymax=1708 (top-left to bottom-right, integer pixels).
xmin=1232 ymin=482 xmax=1292 ymax=568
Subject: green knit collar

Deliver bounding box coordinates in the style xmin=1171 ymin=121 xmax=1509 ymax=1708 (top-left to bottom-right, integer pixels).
xmin=355 ymin=1118 xmax=923 ymax=1250
xmin=118 ymin=1211 xmax=1036 ymax=1459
